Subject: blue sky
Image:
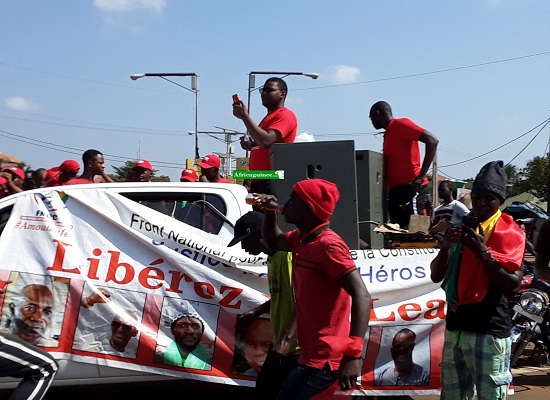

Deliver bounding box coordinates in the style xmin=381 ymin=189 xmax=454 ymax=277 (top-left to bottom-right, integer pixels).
xmin=1 ymin=0 xmax=550 ymax=182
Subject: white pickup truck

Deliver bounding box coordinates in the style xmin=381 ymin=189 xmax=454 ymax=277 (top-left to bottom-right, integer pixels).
xmin=0 ymin=182 xmax=254 ymax=390
xmin=0 ymin=181 xmax=443 ymax=398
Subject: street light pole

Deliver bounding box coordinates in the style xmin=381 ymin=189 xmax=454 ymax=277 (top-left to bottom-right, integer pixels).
xmin=130 ymin=72 xmax=200 ymax=159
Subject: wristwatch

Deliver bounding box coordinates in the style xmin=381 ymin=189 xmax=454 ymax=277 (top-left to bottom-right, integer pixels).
xmin=478 ymin=249 xmax=493 ymax=262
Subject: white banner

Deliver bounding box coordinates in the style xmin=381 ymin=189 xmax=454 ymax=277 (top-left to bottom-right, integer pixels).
xmin=0 ymin=189 xmax=444 ymax=396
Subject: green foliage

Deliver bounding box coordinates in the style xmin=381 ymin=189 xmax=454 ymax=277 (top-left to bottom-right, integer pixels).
xmin=517 ymin=155 xmax=550 ymax=201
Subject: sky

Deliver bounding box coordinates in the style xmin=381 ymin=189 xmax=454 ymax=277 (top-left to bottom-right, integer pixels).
xmin=1 ymin=0 xmax=550 ymax=183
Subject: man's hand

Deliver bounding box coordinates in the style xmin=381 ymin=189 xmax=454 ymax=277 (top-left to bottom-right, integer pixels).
xmin=83 ymin=288 xmax=111 ymax=308
xmin=232 ymin=102 xmax=249 ymax=121
xmin=338 ymin=356 xmax=361 ymax=391
xmin=239 ymin=136 xmax=254 ymax=151
xmin=0 ymin=279 xmax=13 ymax=320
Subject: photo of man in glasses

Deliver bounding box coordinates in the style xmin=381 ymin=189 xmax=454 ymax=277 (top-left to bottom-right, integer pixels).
xmin=72 ymin=287 xmax=142 ymax=358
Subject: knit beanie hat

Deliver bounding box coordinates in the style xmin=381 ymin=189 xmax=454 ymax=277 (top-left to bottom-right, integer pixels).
xmin=472 ymin=160 xmax=507 ymax=200
xmin=292 ymin=178 xmax=340 ymax=221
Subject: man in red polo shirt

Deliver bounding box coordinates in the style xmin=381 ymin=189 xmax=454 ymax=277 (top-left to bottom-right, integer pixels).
xmin=66 ymin=149 xmax=113 ymax=185
xmin=233 ymin=77 xmax=297 ymax=194
xmin=369 ymin=101 xmax=439 ymax=229
xmin=258 ymin=178 xmax=371 ymax=399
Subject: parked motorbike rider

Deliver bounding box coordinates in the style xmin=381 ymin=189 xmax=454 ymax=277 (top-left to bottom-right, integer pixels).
xmin=534 ymin=218 xmax=550 ymax=280
xmin=430 ymin=160 xmax=524 ymax=400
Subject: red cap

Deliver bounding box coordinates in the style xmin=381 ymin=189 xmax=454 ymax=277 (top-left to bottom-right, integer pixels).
xmin=2 ymin=167 xmax=25 ymax=180
xmin=132 ymin=159 xmax=153 ymax=171
xmin=59 ymin=159 xmax=80 ymax=173
xmin=198 ymin=154 xmax=220 ymax=170
xmin=180 ymin=169 xmax=198 ymax=182
xmin=292 ymin=178 xmax=340 ymax=222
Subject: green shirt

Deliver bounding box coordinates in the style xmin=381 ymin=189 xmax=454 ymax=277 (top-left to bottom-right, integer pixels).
xmin=162 ymin=341 xmax=211 ymax=370
xmin=268 ymin=251 xmax=299 ymax=355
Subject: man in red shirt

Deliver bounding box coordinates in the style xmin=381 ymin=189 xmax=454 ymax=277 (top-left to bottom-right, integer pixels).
xmin=233 ymin=77 xmax=297 ymax=194
xmin=44 ymin=159 xmax=80 ymax=187
xmin=198 ymin=154 xmax=233 ymax=183
xmin=0 ymin=166 xmax=25 ymax=199
xmin=258 ymin=178 xmax=371 ymax=399
xmin=369 ymin=101 xmax=439 ymax=229
xmin=66 ymin=149 xmax=113 ymax=185
xmin=130 ymin=159 xmax=153 ymax=182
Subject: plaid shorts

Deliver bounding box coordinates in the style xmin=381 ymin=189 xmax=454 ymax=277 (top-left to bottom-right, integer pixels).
xmin=441 ymin=330 xmax=512 ymax=400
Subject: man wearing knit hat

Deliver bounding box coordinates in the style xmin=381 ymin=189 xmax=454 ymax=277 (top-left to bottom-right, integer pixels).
xmin=430 ymin=160 xmax=524 ymax=399
xmin=257 ymin=178 xmax=372 ymax=399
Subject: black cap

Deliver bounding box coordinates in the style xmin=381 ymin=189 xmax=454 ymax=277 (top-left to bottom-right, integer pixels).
xmin=472 ymin=160 xmax=507 ymax=200
xmin=228 ymin=211 xmax=264 ymax=247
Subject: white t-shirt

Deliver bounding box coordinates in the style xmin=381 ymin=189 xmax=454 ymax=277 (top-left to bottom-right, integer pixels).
xmin=432 ymin=200 xmax=470 ymax=225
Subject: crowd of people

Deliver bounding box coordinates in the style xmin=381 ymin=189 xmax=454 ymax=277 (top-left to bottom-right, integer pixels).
xmin=0 ymin=75 xmax=547 ymax=399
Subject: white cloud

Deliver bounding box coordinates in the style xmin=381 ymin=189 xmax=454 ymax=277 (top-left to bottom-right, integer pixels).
xmin=331 ymin=65 xmax=361 ymax=85
xmin=94 ymin=0 xmax=166 ymax=14
xmin=4 ymin=97 xmax=39 ymax=112
xmin=296 ymin=132 xmax=315 ymax=143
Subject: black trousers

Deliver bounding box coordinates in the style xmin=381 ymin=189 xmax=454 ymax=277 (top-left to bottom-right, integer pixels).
xmin=256 ymin=346 xmax=299 ymax=400
xmin=388 ymin=184 xmax=428 ymax=229
xmin=0 ymin=333 xmax=58 ymax=400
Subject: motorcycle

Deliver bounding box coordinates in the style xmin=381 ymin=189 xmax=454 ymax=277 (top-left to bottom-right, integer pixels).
xmin=509 ymin=272 xmax=550 ymax=367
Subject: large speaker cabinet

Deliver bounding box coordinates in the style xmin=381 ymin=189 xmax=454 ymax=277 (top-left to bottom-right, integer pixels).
xmin=270 ymin=140 xmax=360 ymax=250
xmin=355 ymin=150 xmax=386 ymax=249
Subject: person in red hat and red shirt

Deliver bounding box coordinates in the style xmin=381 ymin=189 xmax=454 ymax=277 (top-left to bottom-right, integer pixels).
xmin=180 ymin=168 xmax=198 ymax=182
xmin=130 ymin=159 xmax=153 ymax=182
xmin=44 ymin=160 xmax=80 ymax=187
xmin=198 ymin=154 xmax=233 ymax=183
xmin=0 ymin=166 xmax=25 ymax=199
xmin=255 ymin=178 xmax=372 ymax=399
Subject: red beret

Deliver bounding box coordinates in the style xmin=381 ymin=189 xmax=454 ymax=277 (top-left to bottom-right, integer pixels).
xmin=292 ymin=178 xmax=340 ymax=222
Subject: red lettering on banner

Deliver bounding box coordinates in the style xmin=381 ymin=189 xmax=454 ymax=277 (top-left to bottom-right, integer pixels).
xmin=218 ymin=286 xmax=243 ymax=309
xmin=86 ymin=248 xmax=102 ymax=280
xmin=397 ymin=303 xmax=421 ymax=321
xmin=138 ymin=267 xmax=164 ymax=290
xmin=370 ymin=297 xmax=446 ymax=322
xmin=48 ymin=239 xmax=79 ymax=274
xmin=195 ymin=282 xmax=215 ymax=299
xmin=46 ymin=240 xmax=251 ymax=311
xmin=105 ymin=251 xmax=135 ymax=284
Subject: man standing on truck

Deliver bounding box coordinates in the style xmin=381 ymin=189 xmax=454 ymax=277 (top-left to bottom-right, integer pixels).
xmin=232 ymin=77 xmax=297 ymax=195
xmin=430 ymin=160 xmax=524 ymax=399
xmin=197 ymin=154 xmax=233 ymax=183
xmin=369 ymin=101 xmax=439 ymax=229
xmin=257 ymin=178 xmax=371 ymax=399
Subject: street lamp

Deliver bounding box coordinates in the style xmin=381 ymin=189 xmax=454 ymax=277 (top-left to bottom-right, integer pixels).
xmin=130 ymin=72 xmax=200 ymax=159
xmin=247 ymin=71 xmax=319 ymax=116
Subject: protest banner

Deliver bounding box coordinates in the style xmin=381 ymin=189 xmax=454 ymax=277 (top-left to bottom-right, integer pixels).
xmin=0 ymin=189 xmax=444 ymax=396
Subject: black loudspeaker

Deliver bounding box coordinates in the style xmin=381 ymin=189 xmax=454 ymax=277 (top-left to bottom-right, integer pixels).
xmin=355 ymin=150 xmax=386 ymax=249
xmin=270 ymin=140 xmax=360 ymax=250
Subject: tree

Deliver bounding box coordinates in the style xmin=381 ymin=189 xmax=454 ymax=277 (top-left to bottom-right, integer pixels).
xmin=504 ymin=163 xmax=521 ymax=197
xmin=516 ymin=155 xmax=550 ymax=204
xmin=110 ymin=161 xmax=171 ymax=182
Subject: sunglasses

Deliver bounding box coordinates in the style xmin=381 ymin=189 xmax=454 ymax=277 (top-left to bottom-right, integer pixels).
xmin=111 ymin=321 xmax=134 ymax=332
xmin=259 ymin=87 xmax=282 ymax=93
